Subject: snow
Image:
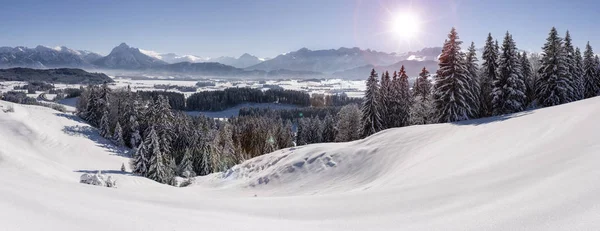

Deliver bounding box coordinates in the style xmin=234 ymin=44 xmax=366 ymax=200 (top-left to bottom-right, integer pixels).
xmin=3 ymin=94 xmax=600 ymax=230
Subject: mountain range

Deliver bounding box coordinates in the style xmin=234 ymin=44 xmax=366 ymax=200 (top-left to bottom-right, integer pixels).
xmin=0 ymin=43 xmax=443 ymax=79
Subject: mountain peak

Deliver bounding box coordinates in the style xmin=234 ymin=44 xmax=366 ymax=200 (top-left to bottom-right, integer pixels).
xmin=117 ymin=43 xmax=130 ymax=49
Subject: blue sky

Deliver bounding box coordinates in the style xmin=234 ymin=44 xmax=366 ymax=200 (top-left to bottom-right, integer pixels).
xmin=0 ymin=0 xmax=598 ymax=58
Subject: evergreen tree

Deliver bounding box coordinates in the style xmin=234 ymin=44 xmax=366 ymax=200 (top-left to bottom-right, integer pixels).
xmin=361 ymin=69 xmax=383 ymax=137
xmin=147 ymin=127 xmax=174 ymax=184
xmin=216 ymin=123 xmax=235 ymax=171
xmin=131 ymin=131 xmax=151 ymax=176
xmin=409 ymin=94 xmax=434 ymax=125
xmin=129 ymin=114 xmax=142 ymax=149
xmin=432 ymin=27 xmax=476 ymax=122
xmin=388 ymin=65 xmax=411 ymax=128
xmin=491 ymin=32 xmax=526 ymax=115
xmin=379 ymin=71 xmax=392 ymax=128
xmin=335 ymin=104 xmax=362 ymax=142
xmin=520 ymin=52 xmax=536 ymax=106
xmin=112 ymin=121 xmax=125 ymax=146
xmin=537 ymin=27 xmax=572 ymax=107
xmin=121 ymin=163 xmax=126 ymax=172
xmin=321 ymin=113 xmax=336 ymax=142
xmin=573 ymin=47 xmax=586 ymax=100
xmin=99 ymin=110 xmax=110 ymax=138
xmin=466 ymin=41 xmax=481 ymax=118
xmin=413 ymin=67 xmax=432 ymax=99
xmin=178 ymin=148 xmax=196 ymax=178
xmin=480 ymin=33 xmax=499 ymax=117
xmin=563 ymin=30 xmax=578 ymax=101
xmin=296 ymin=117 xmax=309 ymax=145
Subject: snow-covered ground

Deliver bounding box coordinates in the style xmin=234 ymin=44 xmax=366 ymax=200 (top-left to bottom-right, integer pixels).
xmin=2 ymin=96 xmax=600 ymax=230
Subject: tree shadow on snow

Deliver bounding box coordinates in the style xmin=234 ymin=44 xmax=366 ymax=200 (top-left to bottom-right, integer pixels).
xmin=75 ymin=169 xmax=130 ymax=175
xmin=54 ymin=112 xmax=85 ymax=123
xmin=451 ymin=110 xmax=533 ymax=126
xmin=62 ymin=125 xmax=131 ymax=158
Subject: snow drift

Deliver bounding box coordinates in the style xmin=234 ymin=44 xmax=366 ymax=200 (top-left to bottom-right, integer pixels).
xmin=1 ymin=97 xmax=600 ymax=230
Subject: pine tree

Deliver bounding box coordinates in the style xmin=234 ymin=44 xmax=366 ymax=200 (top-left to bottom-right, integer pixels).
xmin=296 ymin=117 xmax=309 ymax=145
xmin=129 ymin=114 xmax=142 ymax=149
xmin=321 ymin=113 xmax=336 ymax=142
xmin=466 ymin=41 xmax=481 ymax=118
xmin=413 ymin=67 xmax=432 ymax=99
xmin=361 ymin=69 xmax=383 ymax=137
xmin=147 ymin=127 xmax=175 ymax=184
xmin=121 ymin=163 xmax=126 ymax=172
xmin=573 ymin=47 xmax=586 ymax=100
xmin=563 ymin=30 xmax=578 ymax=101
xmin=112 ymin=122 xmax=125 ymax=146
xmin=433 ymin=27 xmax=476 ymax=123
xmin=491 ymin=32 xmax=526 ymax=115
xmin=379 ymin=71 xmax=392 ymax=128
xmin=178 ymin=148 xmax=196 ymax=178
xmin=99 ymin=110 xmax=110 ymax=138
xmin=131 ymin=132 xmax=150 ymax=176
xmin=335 ymin=104 xmax=362 ymax=142
xmin=520 ymin=52 xmax=536 ymax=106
xmin=537 ymin=27 xmax=572 ymax=107
xmin=216 ymin=123 xmax=235 ymax=171
xmin=388 ymin=65 xmax=411 ymax=128
xmin=480 ymin=33 xmax=499 ymax=117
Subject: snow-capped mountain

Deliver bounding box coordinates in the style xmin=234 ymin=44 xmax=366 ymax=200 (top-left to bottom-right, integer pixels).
xmin=396 ymin=47 xmax=442 ymax=62
xmin=138 ymin=49 xmax=209 ymax=64
xmin=246 ymin=47 xmax=437 ymax=74
xmin=210 ymin=53 xmax=264 ymax=68
xmin=332 ymin=59 xmax=439 ymax=80
xmin=93 ymin=43 xmax=168 ymax=69
xmin=0 ymin=45 xmax=101 ymax=68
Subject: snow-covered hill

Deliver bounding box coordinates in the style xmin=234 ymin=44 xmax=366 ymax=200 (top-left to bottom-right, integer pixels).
xmin=2 ymin=96 xmax=600 ymax=230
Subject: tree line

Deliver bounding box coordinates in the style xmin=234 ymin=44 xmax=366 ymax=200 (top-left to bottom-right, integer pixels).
xmin=360 ymin=27 xmax=600 ymax=137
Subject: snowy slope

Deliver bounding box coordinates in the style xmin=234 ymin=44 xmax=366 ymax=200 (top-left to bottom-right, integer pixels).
xmin=2 ymin=97 xmax=600 ymax=230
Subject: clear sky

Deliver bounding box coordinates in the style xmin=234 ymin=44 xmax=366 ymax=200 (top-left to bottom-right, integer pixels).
xmin=0 ymin=0 xmax=598 ymax=58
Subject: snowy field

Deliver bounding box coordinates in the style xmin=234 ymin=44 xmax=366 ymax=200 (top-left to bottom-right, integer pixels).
xmin=2 ymin=95 xmax=600 ymax=230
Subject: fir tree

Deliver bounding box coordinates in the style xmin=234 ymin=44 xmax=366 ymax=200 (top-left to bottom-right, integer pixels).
xmin=131 ymin=132 xmax=150 ymax=176
xmin=573 ymin=47 xmax=586 ymax=100
xmin=361 ymin=69 xmax=383 ymax=137
xmin=112 ymin=122 xmax=125 ymax=146
xmin=379 ymin=71 xmax=392 ymax=128
xmin=99 ymin=110 xmax=110 ymax=138
xmin=466 ymin=41 xmax=481 ymax=118
xmin=178 ymin=148 xmax=196 ymax=178
xmin=480 ymin=33 xmax=499 ymax=117
xmin=563 ymin=30 xmax=578 ymax=101
xmin=537 ymin=27 xmax=572 ymax=107
xmin=129 ymin=114 xmax=142 ymax=149
xmin=413 ymin=67 xmax=432 ymax=99
xmin=491 ymin=32 xmax=526 ymax=115
xmin=321 ymin=113 xmax=336 ymax=142
xmin=520 ymin=52 xmax=536 ymax=106
xmin=216 ymin=123 xmax=235 ymax=171
xmin=121 ymin=163 xmax=126 ymax=172
xmin=147 ymin=127 xmax=175 ymax=184
xmin=432 ymin=27 xmax=476 ymax=122
xmin=335 ymin=104 xmax=362 ymax=142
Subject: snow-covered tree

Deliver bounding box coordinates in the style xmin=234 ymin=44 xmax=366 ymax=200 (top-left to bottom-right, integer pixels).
xmin=537 ymin=27 xmax=572 ymax=107
xmin=520 ymin=52 xmax=536 ymax=106
xmin=296 ymin=117 xmax=309 ymax=145
xmin=99 ymin=110 xmax=110 ymax=138
xmin=361 ymin=69 xmax=383 ymax=137
xmin=583 ymin=42 xmax=598 ymax=98
xmin=409 ymin=94 xmax=434 ymax=125
xmin=147 ymin=127 xmax=175 ymax=184
xmin=573 ymin=47 xmax=585 ymax=100
xmin=121 ymin=163 xmax=126 ymax=172
xmin=379 ymin=71 xmax=392 ymax=128
xmin=131 ymin=133 xmax=150 ymax=176
xmin=466 ymin=41 xmax=481 ymax=118
xmin=178 ymin=148 xmax=195 ymax=178
xmin=129 ymin=114 xmax=142 ymax=149
xmin=216 ymin=123 xmax=235 ymax=171
xmin=388 ymin=65 xmax=411 ymax=128
xmin=335 ymin=104 xmax=362 ymax=142
xmin=413 ymin=67 xmax=432 ymax=99
xmin=432 ymin=27 xmax=476 ymax=123
xmin=112 ymin=122 xmax=125 ymax=146
xmin=321 ymin=113 xmax=336 ymax=142
xmin=480 ymin=33 xmax=499 ymax=117
xmin=491 ymin=32 xmax=526 ymax=115
xmin=563 ymin=30 xmax=578 ymax=101
xmin=275 ymin=120 xmax=294 ymax=149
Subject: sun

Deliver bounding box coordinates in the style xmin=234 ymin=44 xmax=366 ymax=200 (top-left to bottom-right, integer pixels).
xmin=391 ymin=12 xmax=421 ymax=40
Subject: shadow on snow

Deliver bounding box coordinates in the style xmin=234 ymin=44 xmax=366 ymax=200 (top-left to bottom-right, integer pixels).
xmin=62 ymin=124 xmax=131 ymax=158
